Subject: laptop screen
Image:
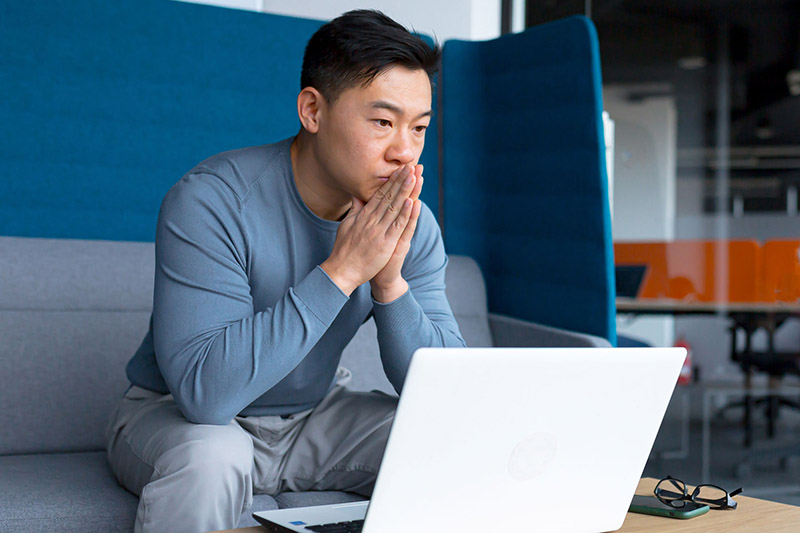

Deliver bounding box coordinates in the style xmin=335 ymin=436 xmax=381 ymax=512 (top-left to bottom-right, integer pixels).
xmin=615 ymin=264 xmax=648 ymax=298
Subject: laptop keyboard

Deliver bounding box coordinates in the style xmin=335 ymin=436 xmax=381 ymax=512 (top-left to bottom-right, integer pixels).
xmin=304 ymin=519 xmax=364 ymax=532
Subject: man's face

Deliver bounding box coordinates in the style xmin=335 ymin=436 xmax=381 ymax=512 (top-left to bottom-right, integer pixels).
xmin=314 ymin=66 xmax=432 ymax=203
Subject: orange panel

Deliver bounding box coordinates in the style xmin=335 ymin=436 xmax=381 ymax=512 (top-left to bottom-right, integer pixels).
xmin=614 ymin=240 xmax=761 ymax=303
xmin=761 ymin=240 xmax=800 ymax=303
xmin=727 ymin=240 xmax=762 ymax=302
xmin=664 ymin=241 xmax=713 ymax=301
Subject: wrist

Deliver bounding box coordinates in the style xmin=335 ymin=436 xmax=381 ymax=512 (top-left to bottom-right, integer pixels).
xmin=370 ymin=278 xmax=408 ymax=303
xmin=320 ymin=259 xmax=360 ymax=296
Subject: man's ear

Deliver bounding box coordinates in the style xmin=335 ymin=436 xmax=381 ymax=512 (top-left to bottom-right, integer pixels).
xmin=297 ymin=87 xmax=325 ymax=134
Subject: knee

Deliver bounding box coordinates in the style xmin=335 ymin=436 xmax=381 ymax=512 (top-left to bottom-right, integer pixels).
xmin=161 ymin=424 xmax=254 ymax=482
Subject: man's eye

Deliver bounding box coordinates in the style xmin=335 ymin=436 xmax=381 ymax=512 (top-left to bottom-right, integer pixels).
xmin=414 ymin=125 xmax=428 ymax=133
xmin=375 ymin=119 xmax=391 ymax=128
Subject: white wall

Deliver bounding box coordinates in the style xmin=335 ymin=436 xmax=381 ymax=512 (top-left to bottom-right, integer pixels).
xmin=175 ymin=0 xmax=260 ymax=10
xmin=176 ymin=0 xmax=502 ymax=42
xmin=604 ymin=88 xmax=677 ymax=241
xmin=603 ymin=111 xmax=615 ymax=217
xmin=677 ymin=213 xmax=800 ymax=240
xmin=604 ymin=86 xmax=678 ymax=347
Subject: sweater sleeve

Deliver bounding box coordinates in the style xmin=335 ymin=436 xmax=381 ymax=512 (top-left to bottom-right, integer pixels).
xmin=371 ymin=203 xmax=466 ymax=393
xmin=152 ymin=173 xmax=348 ymax=425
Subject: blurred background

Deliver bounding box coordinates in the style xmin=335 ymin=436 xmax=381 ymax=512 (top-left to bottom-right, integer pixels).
xmin=182 ymin=0 xmax=800 ymax=501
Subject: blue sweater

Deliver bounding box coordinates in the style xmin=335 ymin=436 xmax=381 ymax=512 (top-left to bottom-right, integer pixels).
xmin=125 ymin=138 xmax=465 ymax=424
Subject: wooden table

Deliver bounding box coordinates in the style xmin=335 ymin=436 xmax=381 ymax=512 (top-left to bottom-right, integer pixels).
xmin=212 ymin=477 xmax=800 ymax=532
xmin=618 ymin=477 xmax=800 ymax=532
xmin=616 ymin=298 xmax=800 ymax=315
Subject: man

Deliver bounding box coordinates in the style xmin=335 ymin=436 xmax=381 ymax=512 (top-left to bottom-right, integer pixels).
xmin=106 ymin=9 xmax=465 ymax=533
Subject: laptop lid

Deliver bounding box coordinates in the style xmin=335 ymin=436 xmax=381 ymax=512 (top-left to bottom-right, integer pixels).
xmin=362 ymin=347 xmax=685 ymax=533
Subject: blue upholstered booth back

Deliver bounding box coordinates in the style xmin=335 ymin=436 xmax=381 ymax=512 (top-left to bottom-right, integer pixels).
xmin=2 ymin=2 xmax=612 ymax=341
xmin=0 ymin=0 xmax=440 ymax=241
xmin=441 ymin=17 xmax=616 ymax=344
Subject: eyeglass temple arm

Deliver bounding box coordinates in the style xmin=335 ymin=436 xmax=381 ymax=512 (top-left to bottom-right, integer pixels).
xmin=730 ymin=488 xmax=743 ymax=497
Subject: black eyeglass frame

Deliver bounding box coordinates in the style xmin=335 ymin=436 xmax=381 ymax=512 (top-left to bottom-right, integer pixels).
xmin=654 ymin=475 xmax=743 ymax=510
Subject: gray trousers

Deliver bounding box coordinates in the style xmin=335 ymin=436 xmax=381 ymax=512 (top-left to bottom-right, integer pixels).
xmin=105 ymin=369 xmax=397 ymax=533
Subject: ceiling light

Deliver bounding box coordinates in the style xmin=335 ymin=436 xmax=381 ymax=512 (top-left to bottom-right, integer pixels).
xmin=755 ymin=127 xmax=774 ymax=140
xmin=787 ymin=69 xmax=800 ymax=96
xmin=678 ymin=56 xmax=707 ymax=70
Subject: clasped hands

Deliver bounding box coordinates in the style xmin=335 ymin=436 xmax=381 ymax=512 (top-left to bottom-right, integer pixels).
xmin=321 ymin=164 xmax=423 ymax=303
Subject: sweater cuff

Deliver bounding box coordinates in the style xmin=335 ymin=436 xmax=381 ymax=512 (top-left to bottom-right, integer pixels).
xmin=292 ymin=266 xmax=350 ymax=327
xmin=371 ymin=288 xmax=418 ymax=334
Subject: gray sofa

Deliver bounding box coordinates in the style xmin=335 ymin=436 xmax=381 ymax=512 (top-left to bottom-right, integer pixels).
xmin=0 ymin=235 xmax=608 ymax=532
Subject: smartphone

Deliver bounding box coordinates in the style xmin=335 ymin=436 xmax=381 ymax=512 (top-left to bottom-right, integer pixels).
xmin=629 ymin=495 xmax=710 ymax=519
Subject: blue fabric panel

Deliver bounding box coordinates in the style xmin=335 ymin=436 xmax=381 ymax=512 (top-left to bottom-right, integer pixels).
xmin=418 ymin=72 xmax=439 ymax=219
xmin=1 ymin=0 xmax=321 ymax=241
xmin=441 ymin=16 xmax=616 ymax=343
xmin=0 ymin=0 xmax=440 ymax=240
xmin=617 ymin=334 xmax=651 ymax=348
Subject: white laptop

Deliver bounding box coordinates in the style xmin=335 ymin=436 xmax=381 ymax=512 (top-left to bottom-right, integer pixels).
xmin=254 ymin=347 xmax=686 ymax=533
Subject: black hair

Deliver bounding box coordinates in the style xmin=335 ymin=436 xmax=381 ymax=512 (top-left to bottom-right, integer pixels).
xmin=300 ymin=9 xmax=441 ymax=103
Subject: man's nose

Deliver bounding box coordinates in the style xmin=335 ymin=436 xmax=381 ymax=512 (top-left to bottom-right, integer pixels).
xmin=386 ymin=130 xmax=415 ymax=165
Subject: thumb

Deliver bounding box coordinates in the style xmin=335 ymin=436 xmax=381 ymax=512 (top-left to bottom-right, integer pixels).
xmin=411 ymin=165 xmax=424 ymax=201
xmin=349 ymin=196 xmax=366 ymax=214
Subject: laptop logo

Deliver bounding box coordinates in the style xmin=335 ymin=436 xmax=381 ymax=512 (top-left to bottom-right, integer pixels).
xmin=508 ymin=432 xmax=558 ymax=481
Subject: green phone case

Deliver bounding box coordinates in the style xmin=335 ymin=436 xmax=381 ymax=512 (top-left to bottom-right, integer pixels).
xmin=629 ymin=497 xmax=710 ymax=519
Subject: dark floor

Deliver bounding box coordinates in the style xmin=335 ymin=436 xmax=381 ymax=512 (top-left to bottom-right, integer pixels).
xmin=644 ymin=390 xmax=800 ymax=507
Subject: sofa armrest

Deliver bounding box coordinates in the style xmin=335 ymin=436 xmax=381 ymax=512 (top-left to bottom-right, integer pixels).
xmin=488 ymin=313 xmax=612 ymax=348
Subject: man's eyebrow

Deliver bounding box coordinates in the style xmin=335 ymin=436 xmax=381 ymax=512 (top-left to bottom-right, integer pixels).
xmin=369 ymin=100 xmax=432 ymax=120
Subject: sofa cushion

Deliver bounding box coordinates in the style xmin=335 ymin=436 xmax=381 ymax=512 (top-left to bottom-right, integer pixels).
xmin=0 ymin=237 xmax=154 ymax=454
xmin=0 ymin=236 xmax=155 ymax=312
xmin=275 ymin=491 xmax=366 ymax=509
xmin=0 ymin=310 xmax=151 ymax=455
xmin=340 ymin=318 xmax=395 ymax=395
xmin=442 ymin=255 xmax=493 ymax=347
xmin=0 ymin=451 xmax=280 ymax=532
xmin=0 ymin=451 xmax=138 ymax=532
xmin=237 ymin=495 xmax=282 ymax=528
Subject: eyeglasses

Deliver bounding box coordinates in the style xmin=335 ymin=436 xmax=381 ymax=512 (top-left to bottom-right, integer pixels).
xmin=655 ymin=476 xmax=743 ymax=510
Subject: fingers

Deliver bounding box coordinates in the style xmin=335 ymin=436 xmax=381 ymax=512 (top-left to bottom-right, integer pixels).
xmin=410 ymin=165 xmax=423 ymax=202
xmin=377 ymin=167 xmax=416 ymax=223
xmin=394 ymin=197 xmax=422 ymax=247
xmin=364 ymin=165 xmax=408 ymax=215
xmin=357 ymin=163 xmax=422 ymax=246
xmin=348 ymin=196 xmax=366 ymax=216
xmin=385 ymin=197 xmax=415 ymax=241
